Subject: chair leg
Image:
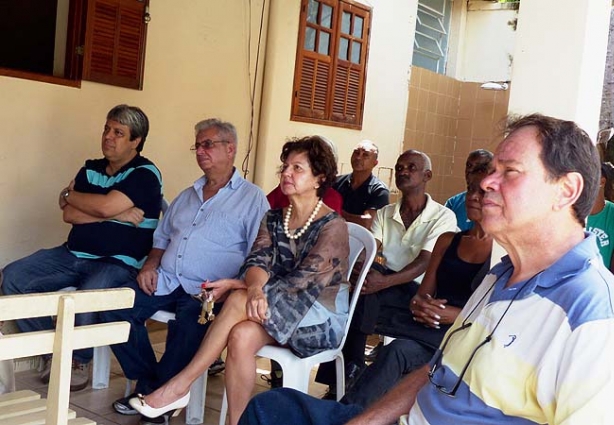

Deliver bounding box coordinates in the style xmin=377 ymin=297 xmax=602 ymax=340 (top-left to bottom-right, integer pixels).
xmin=124 ymin=378 xmax=133 ymax=397
xmin=186 ymin=372 xmax=208 ymax=425
xmin=279 ymin=364 xmax=310 ymax=394
xmin=334 ymin=356 xmax=345 ymax=401
xmin=92 ymin=346 xmax=111 ymax=389
xmin=219 ymin=390 xmax=228 ymax=425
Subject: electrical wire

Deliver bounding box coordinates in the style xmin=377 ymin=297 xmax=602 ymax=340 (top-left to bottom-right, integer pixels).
xmin=241 ymin=0 xmax=267 ymax=179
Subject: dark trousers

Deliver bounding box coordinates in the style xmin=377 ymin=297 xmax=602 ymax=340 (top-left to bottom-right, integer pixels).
xmin=341 ymin=339 xmax=434 ymax=408
xmin=100 ymin=280 xmax=220 ymax=394
xmin=239 ymin=388 xmax=363 ymax=425
xmin=316 ymin=281 xmax=419 ymax=386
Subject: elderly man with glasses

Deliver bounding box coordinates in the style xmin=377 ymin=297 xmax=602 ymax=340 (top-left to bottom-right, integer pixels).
xmin=102 ymin=118 xmax=269 ymax=425
xmin=238 ymin=114 xmax=614 ymax=425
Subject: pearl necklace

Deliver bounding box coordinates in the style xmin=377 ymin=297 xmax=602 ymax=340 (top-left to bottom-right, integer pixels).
xmin=283 ymin=199 xmax=323 ymax=240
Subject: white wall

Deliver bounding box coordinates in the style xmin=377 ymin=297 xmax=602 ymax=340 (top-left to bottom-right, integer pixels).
xmin=508 ymin=0 xmax=611 ymax=138
xmin=460 ymin=2 xmax=517 ymax=83
xmin=254 ymin=0 xmax=418 ymax=192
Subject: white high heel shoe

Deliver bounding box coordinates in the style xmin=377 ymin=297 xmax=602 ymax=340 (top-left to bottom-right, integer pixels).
xmin=128 ymin=392 xmax=190 ymax=419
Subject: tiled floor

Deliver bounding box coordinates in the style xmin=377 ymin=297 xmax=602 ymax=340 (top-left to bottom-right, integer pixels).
xmin=13 ymin=325 xmax=333 ymax=425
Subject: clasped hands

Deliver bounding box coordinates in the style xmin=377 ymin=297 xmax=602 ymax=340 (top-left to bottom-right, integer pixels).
xmin=410 ymin=293 xmax=457 ymax=329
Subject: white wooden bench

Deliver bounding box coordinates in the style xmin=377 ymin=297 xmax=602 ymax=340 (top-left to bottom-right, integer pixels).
xmin=0 ymin=288 xmax=134 ymax=425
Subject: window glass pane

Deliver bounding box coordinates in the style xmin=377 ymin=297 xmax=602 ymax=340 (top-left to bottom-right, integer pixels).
xmin=318 ymin=32 xmax=330 ymax=55
xmin=338 ymin=37 xmax=349 ymax=60
xmin=304 ymin=27 xmax=316 ymax=51
xmin=321 ymin=4 xmax=332 ymax=28
xmin=351 ymin=41 xmax=361 ymax=64
xmin=307 ymin=0 xmax=319 ymax=23
xmin=353 ymin=16 xmax=364 ymax=38
xmin=413 ymin=0 xmax=452 ymax=74
xmin=341 ymin=12 xmax=351 ymax=34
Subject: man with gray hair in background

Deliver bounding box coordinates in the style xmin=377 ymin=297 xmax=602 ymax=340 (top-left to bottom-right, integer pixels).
xmin=319 ymin=149 xmax=457 ymax=398
xmin=102 ymin=118 xmax=269 ymax=425
xmin=1 ymin=104 xmax=163 ymax=392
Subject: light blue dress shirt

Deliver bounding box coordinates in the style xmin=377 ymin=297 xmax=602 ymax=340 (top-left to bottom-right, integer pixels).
xmin=153 ymin=169 xmax=270 ymax=295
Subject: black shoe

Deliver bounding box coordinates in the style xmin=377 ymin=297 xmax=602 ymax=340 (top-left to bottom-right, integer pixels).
xmin=260 ymin=369 xmax=283 ymax=388
xmin=139 ymin=414 xmax=166 ymax=425
xmin=113 ymin=393 xmax=139 ymax=415
xmin=365 ymin=341 xmax=383 ymax=362
xmin=208 ymin=357 xmax=225 ymax=376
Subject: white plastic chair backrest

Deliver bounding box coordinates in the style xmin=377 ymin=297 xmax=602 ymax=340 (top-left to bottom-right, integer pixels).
xmin=341 ymin=222 xmax=376 ymax=347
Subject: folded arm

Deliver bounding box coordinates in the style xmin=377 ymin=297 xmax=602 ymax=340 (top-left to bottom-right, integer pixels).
xmin=63 ymin=188 xmax=135 ymax=219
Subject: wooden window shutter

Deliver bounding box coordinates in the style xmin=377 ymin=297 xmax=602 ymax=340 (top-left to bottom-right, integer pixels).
xmin=83 ymin=0 xmax=148 ymax=90
xmin=330 ymin=1 xmax=370 ymax=127
xmin=292 ymin=0 xmax=337 ymax=121
xmin=291 ymin=0 xmax=370 ymax=129
xmin=295 ymin=55 xmax=332 ymax=120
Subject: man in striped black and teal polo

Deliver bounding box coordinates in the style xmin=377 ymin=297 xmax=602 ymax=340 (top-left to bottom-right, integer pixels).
xmin=0 ymin=104 xmax=162 ymax=391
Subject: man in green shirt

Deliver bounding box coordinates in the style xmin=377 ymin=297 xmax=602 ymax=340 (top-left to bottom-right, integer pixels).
xmin=586 ymin=162 xmax=614 ymax=270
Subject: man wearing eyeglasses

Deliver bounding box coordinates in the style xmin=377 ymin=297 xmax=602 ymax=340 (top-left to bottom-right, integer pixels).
xmin=238 ymin=114 xmax=614 ymax=425
xmin=1 ymin=104 xmax=162 ymax=392
xmin=102 ymin=118 xmax=269 ymax=425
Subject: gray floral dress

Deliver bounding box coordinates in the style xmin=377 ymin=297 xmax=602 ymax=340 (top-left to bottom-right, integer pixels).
xmin=242 ymin=209 xmax=350 ymax=357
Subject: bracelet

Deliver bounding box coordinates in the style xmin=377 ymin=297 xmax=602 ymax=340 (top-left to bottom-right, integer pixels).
xmin=374 ymin=253 xmax=386 ymax=266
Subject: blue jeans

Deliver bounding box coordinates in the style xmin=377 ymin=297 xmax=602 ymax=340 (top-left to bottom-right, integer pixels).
xmin=341 ymin=339 xmax=434 ymax=408
xmin=100 ymin=280 xmax=219 ymax=394
xmin=239 ymin=388 xmax=363 ymax=425
xmin=1 ymin=245 xmax=137 ymax=363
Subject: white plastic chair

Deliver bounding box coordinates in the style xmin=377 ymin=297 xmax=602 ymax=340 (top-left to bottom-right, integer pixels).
xmin=218 ymin=222 xmax=376 ymax=425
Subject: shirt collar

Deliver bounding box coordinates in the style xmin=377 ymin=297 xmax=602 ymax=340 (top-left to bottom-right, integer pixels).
xmin=489 ymin=232 xmax=599 ymax=292
xmin=391 ymin=193 xmax=436 ymax=225
xmin=193 ymin=167 xmax=240 ymax=193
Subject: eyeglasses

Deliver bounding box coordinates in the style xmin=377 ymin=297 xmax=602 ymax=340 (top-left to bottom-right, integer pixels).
xmin=190 ymin=139 xmax=229 ymax=152
xmin=427 ymin=321 xmax=490 ymax=397
xmin=428 ymin=272 xmax=540 ymax=397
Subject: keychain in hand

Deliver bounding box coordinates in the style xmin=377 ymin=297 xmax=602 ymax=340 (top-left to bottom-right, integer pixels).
xmin=196 ymin=281 xmax=215 ymax=324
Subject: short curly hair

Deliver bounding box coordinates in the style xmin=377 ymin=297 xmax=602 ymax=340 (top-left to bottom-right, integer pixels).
xmin=280 ymin=136 xmax=338 ymax=198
